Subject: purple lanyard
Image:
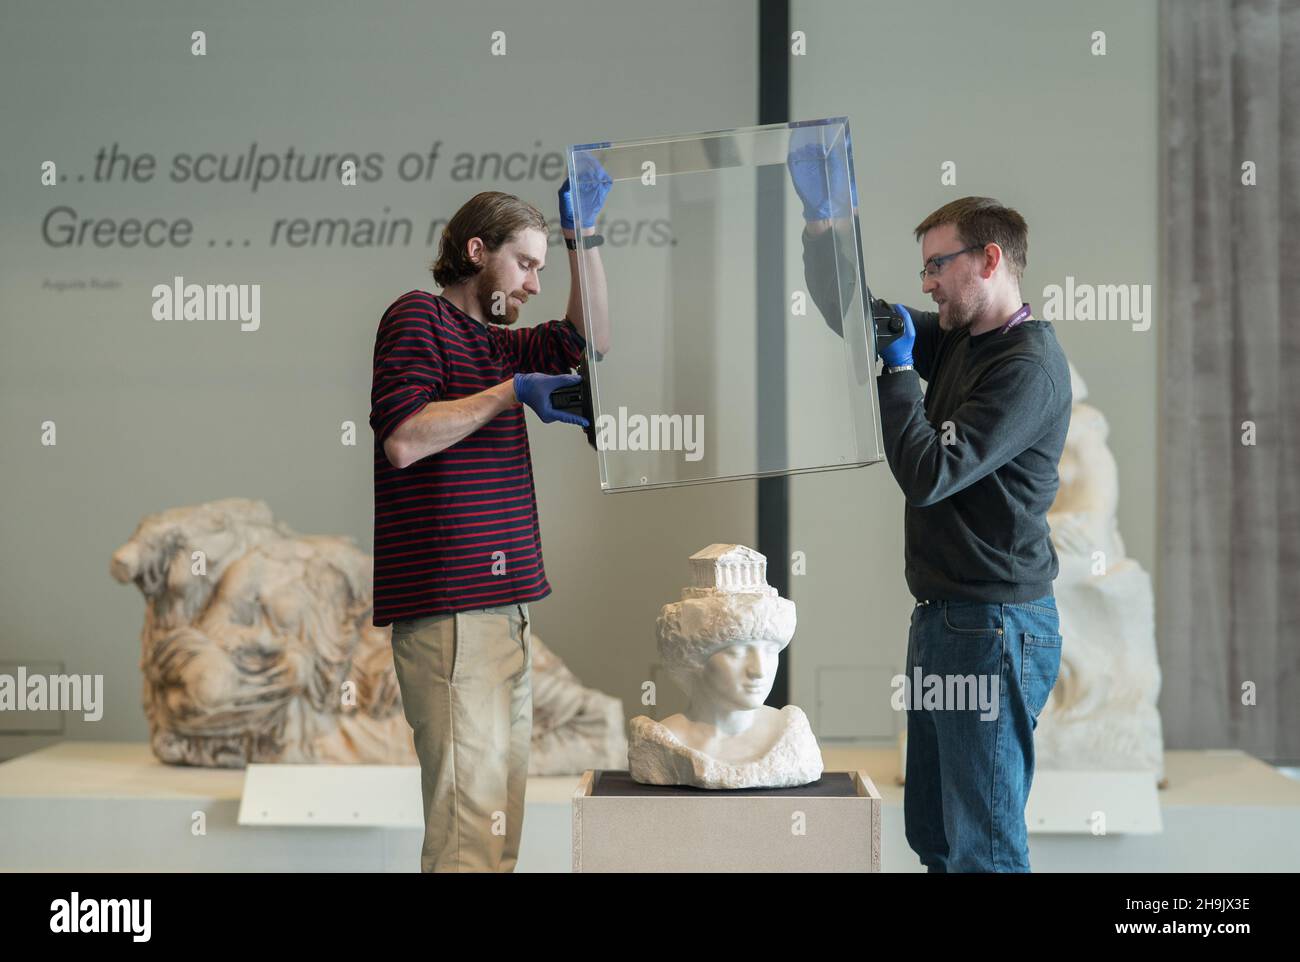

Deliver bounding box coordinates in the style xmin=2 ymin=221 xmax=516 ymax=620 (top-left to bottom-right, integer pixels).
xmin=998 ymin=302 xmax=1032 ymax=335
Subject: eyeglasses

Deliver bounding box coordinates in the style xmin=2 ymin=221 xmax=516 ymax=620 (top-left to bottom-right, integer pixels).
xmin=919 ymin=245 xmax=983 ymax=280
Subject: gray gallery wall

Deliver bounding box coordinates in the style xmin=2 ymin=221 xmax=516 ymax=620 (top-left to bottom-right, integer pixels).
xmin=0 ymin=0 xmax=759 ymax=756
xmin=787 ymin=0 xmax=1159 ymax=742
xmin=1 ymin=0 xmax=1160 ymax=758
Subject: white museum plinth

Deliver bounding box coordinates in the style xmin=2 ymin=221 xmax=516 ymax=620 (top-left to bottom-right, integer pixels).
xmin=2 ymin=742 xmax=1299 ymax=871
xmin=572 ymin=769 xmax=881 ymax=872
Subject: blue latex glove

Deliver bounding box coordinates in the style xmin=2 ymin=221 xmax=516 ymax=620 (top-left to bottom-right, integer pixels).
xmin=786 ymin=123 xmax=857 ymax=222
xmin=513 ymin=372 xmax=589 ymax=427
xmin=879 ymin=303 xmax=916 ymax=368
xmin=559 ymin=153 xmax=613 ymax=231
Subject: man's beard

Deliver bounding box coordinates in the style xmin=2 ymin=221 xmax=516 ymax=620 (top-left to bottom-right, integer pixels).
xmin=939 ymin=286 xmax=987 ymax=332
xmin=474 ymin=265 xmax=524 ymax=326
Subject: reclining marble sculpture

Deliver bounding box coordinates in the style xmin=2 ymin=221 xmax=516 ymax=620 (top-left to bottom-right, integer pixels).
xmin=110 ymin=497 xmax=626 ymax=773
xmin=628 ymin=544 xmax=824 ymax=789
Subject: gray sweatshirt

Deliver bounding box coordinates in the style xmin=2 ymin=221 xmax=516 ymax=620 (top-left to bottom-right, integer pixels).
xmin=803 ymin=228 xmax=1072 ymax=603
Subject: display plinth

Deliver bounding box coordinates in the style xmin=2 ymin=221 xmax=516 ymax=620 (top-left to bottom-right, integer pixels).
xmin=572 ymin=769 xmax=881 ymax=872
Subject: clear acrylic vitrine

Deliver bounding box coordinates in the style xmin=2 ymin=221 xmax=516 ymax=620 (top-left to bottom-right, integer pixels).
xmin=566 ymin=117 xmax=885 ymax=492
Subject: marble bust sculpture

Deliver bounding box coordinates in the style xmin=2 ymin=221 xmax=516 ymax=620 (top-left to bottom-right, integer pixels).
xmin=628 ymin=544 xmax=824 ymax=789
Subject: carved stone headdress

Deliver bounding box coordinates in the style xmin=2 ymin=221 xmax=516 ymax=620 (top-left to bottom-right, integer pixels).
xmin=656 ymin=544 xmax=796 ymax=684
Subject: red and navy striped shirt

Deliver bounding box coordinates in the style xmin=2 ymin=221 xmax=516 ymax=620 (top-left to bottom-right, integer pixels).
xmin=369 ymin=290 xmax=585 ymax=627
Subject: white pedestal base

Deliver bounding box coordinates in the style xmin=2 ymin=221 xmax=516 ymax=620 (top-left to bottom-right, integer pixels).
xmin=572 ymin=769 xmax=881 ymax=872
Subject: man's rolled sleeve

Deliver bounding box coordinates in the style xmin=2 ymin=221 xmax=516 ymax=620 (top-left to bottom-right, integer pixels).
xmin=494 ymin=318 xmax=587 ymax=376
xmin=369 ymin=304 xmax=445 ymax=446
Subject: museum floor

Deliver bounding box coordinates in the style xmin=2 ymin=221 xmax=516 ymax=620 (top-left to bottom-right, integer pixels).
xmin=1 ymin=742 xmax=1297 ymax=872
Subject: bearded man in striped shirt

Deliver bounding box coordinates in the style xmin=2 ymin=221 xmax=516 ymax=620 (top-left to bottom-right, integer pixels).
xmin=369 ymin=178 xmax=609 ymax=873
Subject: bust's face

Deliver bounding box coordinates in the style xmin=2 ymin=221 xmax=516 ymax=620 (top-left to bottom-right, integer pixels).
xmin=697 ymin=640 xmax=782 ymax=711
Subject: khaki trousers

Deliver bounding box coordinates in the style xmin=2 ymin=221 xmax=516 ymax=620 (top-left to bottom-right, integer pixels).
xmin=390 ymin=603 xmax=532 ymax=873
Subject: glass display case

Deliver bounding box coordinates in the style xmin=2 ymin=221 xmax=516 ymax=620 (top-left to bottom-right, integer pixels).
xmin=566 ymin=117 xmax=885 ymax=492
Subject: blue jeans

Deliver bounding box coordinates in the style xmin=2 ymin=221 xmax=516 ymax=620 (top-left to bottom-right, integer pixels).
xmin=903 ymin=595 xmax=1062 ymax=872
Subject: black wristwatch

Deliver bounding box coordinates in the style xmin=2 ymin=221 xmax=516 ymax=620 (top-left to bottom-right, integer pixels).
xmin=564 ymin=233 xmax=604 ymax=250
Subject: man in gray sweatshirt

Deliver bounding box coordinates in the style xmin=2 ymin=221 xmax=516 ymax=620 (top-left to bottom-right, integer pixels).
xmin=799 ymin=190 xmax=1070 ymax=872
